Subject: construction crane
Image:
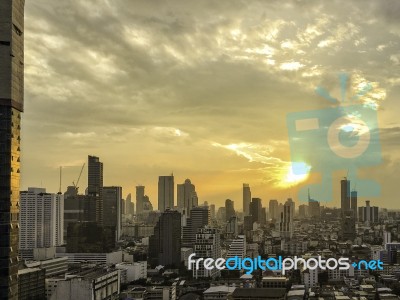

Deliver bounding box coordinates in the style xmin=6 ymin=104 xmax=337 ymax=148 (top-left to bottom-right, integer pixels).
xmin=72 ymin=163 xmax=85 ymax=193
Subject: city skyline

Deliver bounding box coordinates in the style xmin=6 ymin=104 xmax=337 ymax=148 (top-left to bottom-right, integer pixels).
xmin=21 ymin=0 xmax=400 ymax=209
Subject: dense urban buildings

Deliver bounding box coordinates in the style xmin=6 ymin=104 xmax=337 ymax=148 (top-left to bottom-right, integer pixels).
xmin=0 ymin=1 xmax=25 ymax=298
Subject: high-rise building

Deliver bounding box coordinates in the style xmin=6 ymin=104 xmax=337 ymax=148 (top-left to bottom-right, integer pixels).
xmin=103 ymin=186 xmax=122 ymax=241
xmin=63 ymin=194 xmax=96 ymax=240
xmin=182 ymin=206 xmax=209 ymax=247
xmin=125 ymin=193 xmax=132 ymax=215
xmin=158 ymin=175 xmax=174 ymax=212
xmin=226 ymin=216 xmax=238 ymax=237
xmin=308 ymin=191 xmax=320 ymax=218
xmin=66 ymin=222 xmax=115 ymax=253
xmin=88 ymin=155 xmax=103 ymax=224
xmin=226 ymin=235 xmax=246 ymax=260
xmin=243 ymin=184 xmax=251 ymax=216
xmin=192 ymin=227 xmax=221 ymax=278
xmin=341 ymin=211 xmax=356 ymax=241
xmin=209 ymin=204 xmax=216 ymax=219
xmin=341 ymin=178 xmax=350 ymax=215
xmin=0 ymin=1 xmax=25 ymax=297
xmin=269 ymin=200 xmax=279 ymax=221
xmin=358 ymin=200 xmax=379 ymax=224
xmin=250 ymin=198 xmax=262 ymax=224
xmin=142 ymin=195 xmax=153 ymax=211
xmin=298 ymin=204 xmax=308 ymax=219
xmin=279 ymin=199 xmax=294 ymax=239
xmin=149 ymin=209 xmax=181 ymax=267
xmin=136 ymin=185 xmax=145 ymax=214
xmin=225 ymin=199 xmax=235 ymax=221
xmin=350 ymin=190 xmax=357 ymax=220
xmin=19 ymin=188 xmax=64 ymax=259
xmin=177 ymin=179 xmax=198 ymax=214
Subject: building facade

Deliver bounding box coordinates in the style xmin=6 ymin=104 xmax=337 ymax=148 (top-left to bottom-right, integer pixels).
xmin=0 ymin=1 xmax=25 ymax=298
xmin=88 ymin=155 xmax=103 ymax=225
xmin=149 ymin=209 xmax=181 ymax=267
xmin=19 ymin=188 xmax=64 ymax=259
xmin=177 ymin=179 xmax=198 ymax=214
xmin=243 ymin=184 xmax=251 ymax=216
xmin=158 ymin=175 xmax=174 ymax=212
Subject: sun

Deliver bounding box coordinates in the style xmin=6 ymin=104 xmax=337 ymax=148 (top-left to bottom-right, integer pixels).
xmin=280 ymin=162 xmax=311 ymax=188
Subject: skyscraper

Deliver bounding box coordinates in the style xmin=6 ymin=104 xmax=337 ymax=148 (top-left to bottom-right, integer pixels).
xmin=19 ymin=188 xmax=64 ymax=260
xmin=149 ymin=209 xmax=181 ymax=267
xmin=279 ymin=199 xmax=294 ymax=239
xmin=341 ymin=178 xmax=350 ymax=215
xmin=0 ymin=2 xmax=25 ymax=296
xmin=177 ymin=179 xmax=198 ymax=214
xmin=136 ymin=185 xmax=145 ymax=214
xmin=225 ymin=199 xmax=235 ymax=221
xmin=243 ymin=183 xmax=251 ymax=216
xmin=103 ymin=186 xmax=122 ymax=241
xmin=125 ymin=193 xmax=132 ymax=215
xmin=182 ymin=206 xmax=210 ymax=247
xmin=158 ymin=175 xmax=174 ymax=212
xmin=308 ymin=191 xmax=320 ymax=218
xmin=269 ymin=199 xmax=279 ymax=221
xmin=88 ymin=155 xmax=103 ymax=224
xmin=350 ymin=190 xmax=357 ymax=220
xmin=250 ymin=198 xmax=262 ymax=224
xmin=358 ymin=200 xmax=379 ymax=224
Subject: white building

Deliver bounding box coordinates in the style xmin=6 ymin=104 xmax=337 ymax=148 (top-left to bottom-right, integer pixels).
xmin=226 ymin=235 xmax=246 ymax=260
xmin=19 ymin=188 xmax=64 ymax=259
xmin=302 ymin=268 xmax=318 ymax=289
xmin=193 ymin=227 xmax=221 ymax=278
xmin=115 ymin=261 xmax=147 ymax=283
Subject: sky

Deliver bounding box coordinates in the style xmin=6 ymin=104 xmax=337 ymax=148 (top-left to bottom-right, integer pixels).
xmin=21 ymin=0 xmax=400 ymax=210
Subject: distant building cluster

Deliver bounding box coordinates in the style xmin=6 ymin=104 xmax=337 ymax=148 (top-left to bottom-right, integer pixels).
xmin=14 ymin=153 xmax=400 ymax=300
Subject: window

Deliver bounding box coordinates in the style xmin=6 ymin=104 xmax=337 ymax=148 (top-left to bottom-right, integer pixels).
xmin=0 ymin=41 xmax=10 ymax=46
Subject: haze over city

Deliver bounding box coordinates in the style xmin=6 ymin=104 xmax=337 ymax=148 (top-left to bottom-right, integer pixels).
xmin=21 ymin=0 xmax=400 ymax=209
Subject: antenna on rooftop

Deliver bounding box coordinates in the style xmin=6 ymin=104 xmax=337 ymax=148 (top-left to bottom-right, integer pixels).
xmin=58 ymin=166 xmax=62 ymax=194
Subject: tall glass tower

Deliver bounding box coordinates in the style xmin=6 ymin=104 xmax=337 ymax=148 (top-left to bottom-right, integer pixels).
xmin=0 ymin=1 xmax=25 ymax=299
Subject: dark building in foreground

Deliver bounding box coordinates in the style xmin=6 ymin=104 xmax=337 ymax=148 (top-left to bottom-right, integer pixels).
xmin=149 ymin=209 xmax=181 ymax=267
xmin=18 ymin=268 xmax=45 ymax=300
xmin=66 ymin=222 xmax=115 ymax=253
xmin=63 ymin=194 xmax=97 ymax=239
xmin=0 ymin=1 xmax=25 ymax=298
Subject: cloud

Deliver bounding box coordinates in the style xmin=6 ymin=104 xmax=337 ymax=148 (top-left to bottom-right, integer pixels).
xmin=20 ymin=0 xmax=400 ymax=208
